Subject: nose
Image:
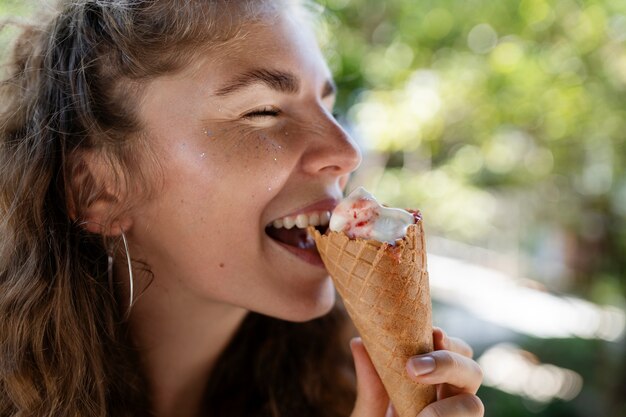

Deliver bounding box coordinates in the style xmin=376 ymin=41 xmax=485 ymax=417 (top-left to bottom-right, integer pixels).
xmin=300 ymin=112 xmax=362 ymax=178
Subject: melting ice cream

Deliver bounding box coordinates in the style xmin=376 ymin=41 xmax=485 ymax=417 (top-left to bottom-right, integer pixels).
xmin=329 ymin=187 xmax=417 ymax=243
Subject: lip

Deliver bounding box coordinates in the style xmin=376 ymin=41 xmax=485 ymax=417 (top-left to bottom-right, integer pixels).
xmin=269 ymin=237 xmax=326 ymax=268
xmin=267 ymin=197 xmax=340 ymax=225
xmin=264 ymin=196 xmax=338 ymax=268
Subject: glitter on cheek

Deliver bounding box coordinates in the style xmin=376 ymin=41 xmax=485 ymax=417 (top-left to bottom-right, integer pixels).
xmin=260 ymin=132 xmax=286 ymax=153
xmin=253 ymin=132 xmax=287 ymax=163
xmin=233 ymin=132 xmax=290 ymax=195
xmin=205 ymin=123 xmax=252 ymax=161
xmin=208 ymin=125 xmax=288 ymax=176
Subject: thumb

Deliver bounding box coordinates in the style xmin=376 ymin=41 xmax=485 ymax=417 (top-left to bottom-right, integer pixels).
xmin=350 ymin=337 xmax=392 ymax=417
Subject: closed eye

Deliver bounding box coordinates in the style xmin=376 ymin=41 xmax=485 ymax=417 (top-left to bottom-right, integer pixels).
xmin=242 ymin=106 xmax=281 ymax=119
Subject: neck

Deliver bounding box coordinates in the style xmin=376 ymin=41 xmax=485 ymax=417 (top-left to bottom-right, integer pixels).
xmin=127 ymin=278 xmax=247 ymax=417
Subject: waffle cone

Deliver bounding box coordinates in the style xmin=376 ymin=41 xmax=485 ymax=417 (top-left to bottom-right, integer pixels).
xmin=311 ymin=222 xmax=436 ymax=417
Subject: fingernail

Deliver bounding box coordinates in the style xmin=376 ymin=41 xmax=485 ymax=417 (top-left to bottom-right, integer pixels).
xmin=407 ymin=356 xmax=436 ymax=376
xmin=349 ymin=337 xmax=361 ymax=349
xmin=434 ymin=327 xmax=447 ymax=348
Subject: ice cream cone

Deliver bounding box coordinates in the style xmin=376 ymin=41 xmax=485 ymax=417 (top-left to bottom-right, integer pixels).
xmin=310 ymin=222 xmax=436 ymax=417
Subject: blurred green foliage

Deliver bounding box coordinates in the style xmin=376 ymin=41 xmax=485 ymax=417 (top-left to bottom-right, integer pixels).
xmin=320 ymin=0 xmax=626 ymax=300
xmin=317 ymin=0 xmax=626 ymax=415
xmin=0 ymin=0 xmax=33 ymax=15
xmin=0 ymin=0 xmax=35 ymax=58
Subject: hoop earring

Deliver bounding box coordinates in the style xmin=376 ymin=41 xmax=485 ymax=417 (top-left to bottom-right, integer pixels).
xmin=121 ymin=230 xmax=135 ymax=316
xmin=107 ymin=231 xmax=135 ymax=318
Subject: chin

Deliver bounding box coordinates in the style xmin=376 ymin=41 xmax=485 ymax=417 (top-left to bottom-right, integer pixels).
xmin=276 ymin=278 xmax=337 ymax=323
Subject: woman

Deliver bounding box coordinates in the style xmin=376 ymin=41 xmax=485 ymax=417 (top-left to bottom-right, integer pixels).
xmin=0 ymin=1 xmax=483 ymax=416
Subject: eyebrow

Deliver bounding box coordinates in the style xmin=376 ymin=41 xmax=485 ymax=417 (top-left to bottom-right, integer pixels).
xmin=214 ymin=68 xmax=336 ymax=98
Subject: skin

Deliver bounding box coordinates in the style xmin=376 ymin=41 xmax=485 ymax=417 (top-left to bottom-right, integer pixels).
xmin=91 ymin=10 xmax=484 ymax=417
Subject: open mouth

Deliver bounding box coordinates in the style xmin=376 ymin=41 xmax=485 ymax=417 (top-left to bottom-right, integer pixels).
xmin=264 ymin=211 xmax=330 ymax=252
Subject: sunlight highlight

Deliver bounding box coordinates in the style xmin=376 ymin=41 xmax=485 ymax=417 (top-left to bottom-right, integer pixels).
xmin=478 ymin=343 xmax=583 ymax=402
xmin=428 ymin=253 xmax=626 ymax=341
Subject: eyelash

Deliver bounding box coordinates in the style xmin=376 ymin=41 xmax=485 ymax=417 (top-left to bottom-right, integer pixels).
xmin=243 ymin=107 xmax=281 ymax=119
xmin=242 ymin=108 xmax=340 ymax=120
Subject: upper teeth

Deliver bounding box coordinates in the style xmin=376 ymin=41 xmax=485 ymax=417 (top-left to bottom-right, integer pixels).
xmin=272 ymin=211 xmax=331 ymax=229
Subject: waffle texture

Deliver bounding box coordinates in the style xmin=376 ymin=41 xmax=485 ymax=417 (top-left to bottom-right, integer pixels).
xmin=311 ymin=222 xmax=436 ymax=417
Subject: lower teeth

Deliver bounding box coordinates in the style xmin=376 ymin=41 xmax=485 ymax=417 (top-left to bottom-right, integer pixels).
xmin=297 ymin=233 xmax=316 ymax=249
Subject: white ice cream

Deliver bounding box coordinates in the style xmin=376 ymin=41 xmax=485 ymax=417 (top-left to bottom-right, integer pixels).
xmin=329 ymin=187 xmax=416 ymax=243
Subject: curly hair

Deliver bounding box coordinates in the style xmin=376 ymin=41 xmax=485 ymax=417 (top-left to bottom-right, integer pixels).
xmin=0 ymin=1 xmax=356 ymax=416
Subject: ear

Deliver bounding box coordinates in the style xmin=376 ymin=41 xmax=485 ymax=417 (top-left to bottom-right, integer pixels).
xmin=67 ymin=150 xmax=133 ymax=237
xmin=78 ymin=199 xmax=133 ymax=237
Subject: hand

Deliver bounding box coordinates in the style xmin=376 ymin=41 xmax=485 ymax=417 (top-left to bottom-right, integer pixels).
xmin=349 ymin=327 xmax=484 ymax=417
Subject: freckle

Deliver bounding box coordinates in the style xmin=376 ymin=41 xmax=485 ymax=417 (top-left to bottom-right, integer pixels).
xmin=219 ymin=262 xmax=225 ymax=268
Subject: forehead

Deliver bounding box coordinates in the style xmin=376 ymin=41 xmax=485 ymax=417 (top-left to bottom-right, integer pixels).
xmin=189 ymin=12 xmax=331 ymax=91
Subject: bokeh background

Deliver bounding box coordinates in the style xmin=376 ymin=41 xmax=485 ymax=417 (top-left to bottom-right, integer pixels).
xmin=2 ymin=0 xmax=625 ymax=416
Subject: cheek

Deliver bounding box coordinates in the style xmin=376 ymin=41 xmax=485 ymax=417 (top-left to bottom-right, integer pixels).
xmin=200 ymin=125 xmax=295 ymax=194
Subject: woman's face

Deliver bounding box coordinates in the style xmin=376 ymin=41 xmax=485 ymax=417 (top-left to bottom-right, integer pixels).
xmin=127 ymin=11 xmax=361 ymax=321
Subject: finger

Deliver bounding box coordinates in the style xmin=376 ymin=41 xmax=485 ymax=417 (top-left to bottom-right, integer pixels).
xmin=385 ymin=404 xmax=398 ymax=417
xmin=433 ymin=327 xmax=473 ymax=358
xmin=417 ymin=393 xmax=484 ymax=417
xmin=406 ymin=350 xmax=483 ymax=394
xmin=447 ymin=336 xmax=473 ymax=358
xmin=350 ymin=337 xmax=390 ymax=416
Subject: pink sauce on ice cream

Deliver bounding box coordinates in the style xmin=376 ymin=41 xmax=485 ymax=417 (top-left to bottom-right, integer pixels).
xmin=329 ymin=187 xmax=418 ymax=243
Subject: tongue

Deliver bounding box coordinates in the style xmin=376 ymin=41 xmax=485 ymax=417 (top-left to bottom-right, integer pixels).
xmin=266 ymin=226 xmax=315 ymax=249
